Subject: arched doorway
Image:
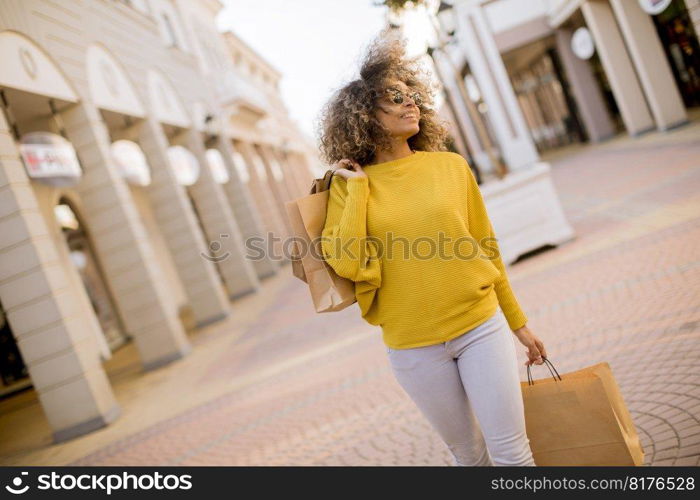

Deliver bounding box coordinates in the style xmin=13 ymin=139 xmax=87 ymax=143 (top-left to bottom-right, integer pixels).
xmin=167 ymin=145 xmax=228 ymax=291
xmin=55 ymin=197 xmax=130 ymax=351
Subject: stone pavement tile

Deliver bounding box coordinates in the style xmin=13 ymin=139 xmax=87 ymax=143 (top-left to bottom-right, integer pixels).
xmin=674 ymin=456 xmax=699 ymax=466
xmin=654 ymin=458 xmax=676 ymax=466
xmin=678 ymin=443 xmax=700 ymax=458
xmin=69 ymin=342 xmax=404 ymax=465
xmin=681 ymin=432 xmax=700 ymax=447
xmin=654 ymin=430 xmax=680 ymax=444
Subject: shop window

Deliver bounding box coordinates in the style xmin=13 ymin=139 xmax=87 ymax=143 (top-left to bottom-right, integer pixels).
xmin=652 ymin=0 xmax=700 ymax=108
xmin=509 ymin=46 xmax=587 ymax=151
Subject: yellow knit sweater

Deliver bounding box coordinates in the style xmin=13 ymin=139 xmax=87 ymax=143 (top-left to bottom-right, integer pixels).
xmin=321 ymin=150 xmax=528 ymax=349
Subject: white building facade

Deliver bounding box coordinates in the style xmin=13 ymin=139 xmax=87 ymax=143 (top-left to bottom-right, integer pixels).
xmin=0 ymin=0 xmax=316 ymax=442
xmin=448 ymin=0 xmax=697 ymax=161
xmin=425 ymin=0 xmax=697 ymax=270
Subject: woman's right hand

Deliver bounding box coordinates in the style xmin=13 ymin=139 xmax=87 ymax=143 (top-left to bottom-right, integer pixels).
xmin=333 ymin=158 xmax=367 ymax=180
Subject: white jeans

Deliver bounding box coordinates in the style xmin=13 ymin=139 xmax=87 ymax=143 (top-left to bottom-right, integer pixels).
xmin=386 ymin=306 xmax=536 ymax=466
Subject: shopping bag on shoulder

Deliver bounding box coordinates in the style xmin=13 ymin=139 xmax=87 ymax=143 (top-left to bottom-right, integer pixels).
xmin=284 ymin=169 xmax=357 ymax=312
xmin=521 ymin=358 xmax=645 ymax=466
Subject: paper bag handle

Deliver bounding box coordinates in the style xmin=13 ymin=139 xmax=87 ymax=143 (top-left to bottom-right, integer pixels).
xmin=526 ymin=357 xmax=563 ymax=386
xmin=308 ymin=168 xmax=338 ymax=195
xmin=308 ymin=163 xmax=363 ymax=195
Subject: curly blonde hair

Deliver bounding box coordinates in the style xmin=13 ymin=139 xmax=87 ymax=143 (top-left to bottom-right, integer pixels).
xmin=315 ymin=28 xmax=451 ymax=167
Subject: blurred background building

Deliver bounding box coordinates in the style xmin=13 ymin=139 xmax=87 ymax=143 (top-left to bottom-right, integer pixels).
xmin=0 ymin=0 xmax=318 ymax=442
xmin=429 ymin=0 xmax=698 ymax=166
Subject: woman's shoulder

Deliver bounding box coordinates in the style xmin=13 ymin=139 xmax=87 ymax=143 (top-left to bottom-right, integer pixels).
xmin=421 ymin=150 xmax=468 ymax=164
xmin=421 ymin=150 xmax=470 ymax=172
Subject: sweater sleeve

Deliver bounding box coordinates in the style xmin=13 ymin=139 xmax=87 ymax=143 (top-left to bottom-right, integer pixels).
xmin=321 ymin=175 xmax=381 ymax=316
xmin=465 ymin=163 xmax=528 ymax=331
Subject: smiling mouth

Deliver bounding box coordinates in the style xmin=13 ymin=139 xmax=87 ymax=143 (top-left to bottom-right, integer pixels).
xmin=401 ymin=113 xmax=418 ymax=120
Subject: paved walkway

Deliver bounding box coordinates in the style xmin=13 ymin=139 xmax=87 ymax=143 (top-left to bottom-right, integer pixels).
xmin=1 ymin=123 xmax=698 ymax=466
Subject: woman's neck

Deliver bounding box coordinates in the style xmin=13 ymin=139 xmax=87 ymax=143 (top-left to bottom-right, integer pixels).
xmin=371 ymin=141 xmax=414 ymax=165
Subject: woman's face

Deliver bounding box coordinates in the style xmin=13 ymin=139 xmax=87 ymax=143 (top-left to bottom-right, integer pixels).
xmin=373 ymin=79 xmax=421 ymax=140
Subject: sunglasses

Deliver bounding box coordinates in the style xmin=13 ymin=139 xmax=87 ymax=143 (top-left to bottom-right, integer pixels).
xmin=384 ymin=87 xmax=423 ymax=107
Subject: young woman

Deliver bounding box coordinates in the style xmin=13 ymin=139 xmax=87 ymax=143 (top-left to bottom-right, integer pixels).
xmin=317 ymin=30 xmax=548 ymax=466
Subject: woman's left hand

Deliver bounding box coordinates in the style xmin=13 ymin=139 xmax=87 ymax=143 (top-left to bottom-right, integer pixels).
xmin=512 ymin=325 xmax=547 ymax=366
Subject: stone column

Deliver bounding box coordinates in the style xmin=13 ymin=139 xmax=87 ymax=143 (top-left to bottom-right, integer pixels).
xmin=454 ymin=2 xmax=540 ymax=171
xmin=437 ymin=97 xmax=472 ymax=160
xmin=283 ymin=150 xmax=314 ymax=197
xmin=291 ymin=151 xmax=316 ymax=185
xmin=554 ymin=27 xmax=616 ymax=142
xmin=138 ymin=118 xmax=230 ymax=327
xmin=610 ymin=0 xmax=688 ymax=130
xmin=61 ymin=103 xmax=191 ymax=371
xmin=271 ymin=148 xmax=305 ymax=200
xmin=434 ymin=48 xmax=494 ymax=172
xmin=235 ymin=141 xmax=289 ymax=262
xmin=216 ymin=136 xmax=278 ymax=279
xmin=581 ymin=0 xmax=655 ymax=136
xmin=0 ymin=108 xmax=120 ymax=442
xmin=179 ymin=129 xmax=259 ymax=299
xmin=256 ymin=145 xmax=296 ymax=235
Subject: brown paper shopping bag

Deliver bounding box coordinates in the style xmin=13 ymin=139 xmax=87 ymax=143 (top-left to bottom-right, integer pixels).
xmin=289 ymin=238 xmax=307 ymax=283
xmin=284 ymin=169 xmax=357 ymax=313
xmin=521 ymin=359 xmax=645 ymax=466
